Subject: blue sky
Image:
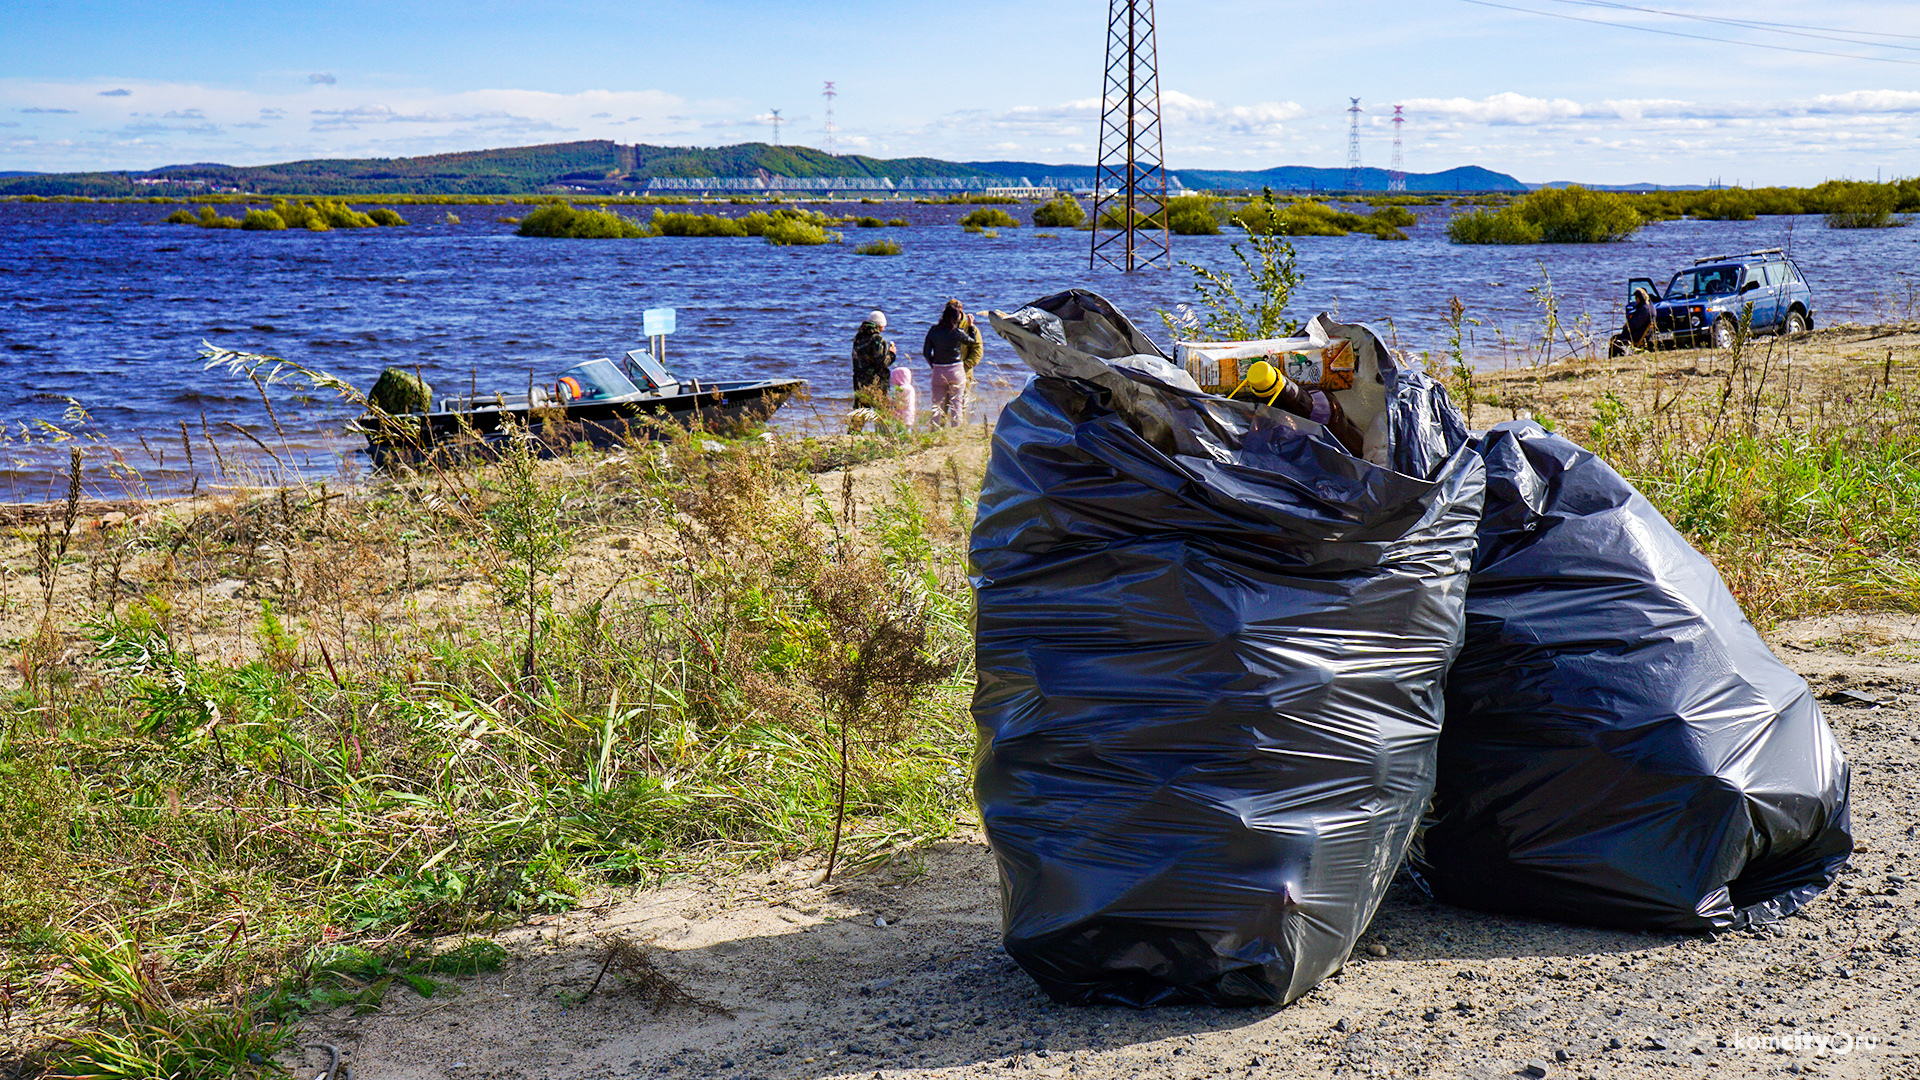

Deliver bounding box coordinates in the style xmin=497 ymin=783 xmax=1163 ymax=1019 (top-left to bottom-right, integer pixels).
xmin=2 ymin=0 xmax=1917 ymax=185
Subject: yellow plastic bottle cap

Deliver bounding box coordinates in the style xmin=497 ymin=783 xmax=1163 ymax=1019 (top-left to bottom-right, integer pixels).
xmin=1245 ymin=360 xmax=1279 ymax=394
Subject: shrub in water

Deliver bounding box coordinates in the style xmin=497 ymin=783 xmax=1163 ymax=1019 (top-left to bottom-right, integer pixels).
xmin=175 ymin=205 xmax=243 ymax=229
xmin=651 ymin=211 xmax=748 ymax=237
xmin=1370 ymin=205 xmax=1418 ymax=228
xmin=368 ymin=207 xmax=408 ymax=226
xmin=761 ymin=217 xmax=840 ymax=245
xmin=959 ymin=207 xmax=1018 ymax=229
xmin=854 ymin=239 xmax=903 ymax=255
xmin=1168 ymin=207 xmax=1220 ymax=235
xmin=855 ymin=216 xmax=884 ymax=228
xmin=1446 ymin=207 xmax=1543 ymax=244
xmin=886 ymin=217 xmax=910 ymax=227
xmin=240 ymin=208 xmax=287 ymax=231
xmin=1031 ymin=195 xmax=1086 ymax=228
xmin=1818 ymin=180 xmax=1905 ymax=229
xmin=1446 ymin=186 xmax=1638 ymax=244
xmin=516 ymin=203 xmax=653 ymax=238
xmin=1524 ymin=186 xmax=1641 ymax=242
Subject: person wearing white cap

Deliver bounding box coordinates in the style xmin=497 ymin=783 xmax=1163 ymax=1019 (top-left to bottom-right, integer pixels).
xmin=850 ymin=309 xmax=898 ymax=431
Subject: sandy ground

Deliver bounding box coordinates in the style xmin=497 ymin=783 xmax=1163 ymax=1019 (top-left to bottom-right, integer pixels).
xmin=289 ymin=621 xmax=1920 ymax=1080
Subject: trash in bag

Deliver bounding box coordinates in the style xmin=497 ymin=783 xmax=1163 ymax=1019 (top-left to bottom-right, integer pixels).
xmin=1410 ymin=421 xmax=1851 ymax=932
xmin=971 ymin=289 xmax=1485 ymax=1007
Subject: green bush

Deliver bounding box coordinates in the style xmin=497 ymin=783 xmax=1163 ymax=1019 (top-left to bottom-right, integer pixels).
xmin=854 ymin=239 xmax=903 ymax=256
xmin=1031 ymin=195 xmax=1086 ymax=228
xmin=1525 ymin=186 xmax=1641 ymax=242
xmin=1689 ymin=189 xmax=1755 ymax=221
xmin=1168 ymin=207 xmax=1220 ymax=235
xmin=164 ymin=209 xmax=195 ymax=224
xmin=367 ymin=207 xmax=408 ymax=226
xmin=1445 ymin=186 xmax=1639 ymax=244
xmin=651 ymin=211 xmax=748 ymax=237
xmin=760 ymin=217 xmax=840 ymax=245
xmin=1370 ymin=205 xmax=1418 ymax=228
xmin=1447 ymin=207 xmax=1544 ymax=244
xmin=240 ymin=209 xmax=286 ymax=231
xmin=854 ymin=216 xmax=884 ymax=228
xmin=171 ymin=205 xmax=243 ymax=229
xmin=1818 ymin=180 xmax=1906 ymax=229
xmin=516 ymin=203 xmax=653 ymax=238
xmin=958 ymin=207 xmax=1018 ymax=229
xmin=886 ymin=217 xmax=910 ymax=227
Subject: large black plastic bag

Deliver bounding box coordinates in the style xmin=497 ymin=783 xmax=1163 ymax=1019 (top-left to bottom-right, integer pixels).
xmin=971 ymin=290 xmax=1485 ymax=1007
xmin=1411 ymin=421 xmax=1851 ymax=931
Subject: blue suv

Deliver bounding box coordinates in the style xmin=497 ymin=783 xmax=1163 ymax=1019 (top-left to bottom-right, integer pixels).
xmin=1612 ymin=248 xmax=1815 ymax=354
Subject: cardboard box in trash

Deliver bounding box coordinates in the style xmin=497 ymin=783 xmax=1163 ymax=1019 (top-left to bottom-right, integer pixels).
xmin=1174 ymin=336 xmax=1356 ymax=394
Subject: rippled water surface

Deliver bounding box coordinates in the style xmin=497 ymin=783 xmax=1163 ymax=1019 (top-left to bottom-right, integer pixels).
xmin=2 ymin=199 xmax=1915 ymax=498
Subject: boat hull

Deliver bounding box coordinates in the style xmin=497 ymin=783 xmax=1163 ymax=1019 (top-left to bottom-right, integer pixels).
xmin=355 ymin=377 xmax=805 ymax=465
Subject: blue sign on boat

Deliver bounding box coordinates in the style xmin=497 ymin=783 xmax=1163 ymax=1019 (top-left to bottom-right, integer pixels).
xmin=643 ymin=307 xmax=677 ymax=336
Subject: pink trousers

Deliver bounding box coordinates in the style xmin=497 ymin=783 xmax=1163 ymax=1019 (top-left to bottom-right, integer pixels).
xmin=929 ymin=363 xmax=966 ymax=426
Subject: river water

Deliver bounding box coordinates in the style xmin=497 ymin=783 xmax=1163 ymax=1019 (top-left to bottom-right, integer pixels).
xmin=1 ymin=198 xmax=1915 ymax=499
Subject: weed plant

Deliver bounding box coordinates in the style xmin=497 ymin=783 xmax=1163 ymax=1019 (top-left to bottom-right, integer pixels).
xmin=1567 ymin=332 xmax=1920 ymax=623
xmin=854 ymin=239 xmax=903 ymax=256
xmin=1158 ymin=189 xmax=1302 ymax=341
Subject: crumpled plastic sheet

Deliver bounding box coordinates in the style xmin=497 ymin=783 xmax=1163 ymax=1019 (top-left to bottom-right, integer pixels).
xmin=971 ymin=290 xmax=1485 ymax=1006
xmin=1410 ymin=421 xmax=1852 ymax=931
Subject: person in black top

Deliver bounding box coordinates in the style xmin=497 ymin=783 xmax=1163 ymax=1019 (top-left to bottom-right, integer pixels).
xmin=922 ymin=299 xmax=980 ymax=427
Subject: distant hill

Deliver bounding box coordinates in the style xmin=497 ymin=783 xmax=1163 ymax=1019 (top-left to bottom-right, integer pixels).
xmin=0 ymin=139 xmax=1527 ymax=196
xmin=1177 ymin=164 xmax=1525 ymax=193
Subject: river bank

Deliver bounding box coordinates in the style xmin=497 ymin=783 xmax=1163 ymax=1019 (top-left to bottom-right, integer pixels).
xmin=1 ymin=324 xmax=1915 ymax=1079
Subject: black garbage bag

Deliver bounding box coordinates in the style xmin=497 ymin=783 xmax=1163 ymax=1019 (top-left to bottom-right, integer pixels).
xmin=971 ymin=290 xmax=1484 ymax=1007
xmin=1410 ymin=421 xmax=1851 ymax=932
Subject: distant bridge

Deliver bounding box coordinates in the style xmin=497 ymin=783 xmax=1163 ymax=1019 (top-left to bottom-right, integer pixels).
xmin=631 ymin=175 xmax=1183 ymax=196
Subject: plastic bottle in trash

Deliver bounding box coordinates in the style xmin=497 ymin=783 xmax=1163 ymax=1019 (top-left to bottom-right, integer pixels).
xmin=1237 ymin=360 xmax=1364 ymax=455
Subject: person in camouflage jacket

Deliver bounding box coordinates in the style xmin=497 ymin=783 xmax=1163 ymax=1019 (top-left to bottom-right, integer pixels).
xmin=851 ymin=309 xmax=897 ymax=410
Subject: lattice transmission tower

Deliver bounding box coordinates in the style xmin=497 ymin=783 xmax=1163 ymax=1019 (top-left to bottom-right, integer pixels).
xmin=1090 ymin=0 xmax=1170 ymax=272
xmin=1389 ymin=105 xmax=1405 ymax=192
xmin=769 ymin=109 xmax=782 ymax=147
xmin=1345 ymin=98 xmax=1363 ymax=192
xmin=823 ymin=82 xmax=837 ymax=155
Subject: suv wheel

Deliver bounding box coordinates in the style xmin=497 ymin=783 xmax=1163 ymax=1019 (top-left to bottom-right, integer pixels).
xmin=1785 ymin=309 xmax=1809 ymax=335
xmin=1711 ymin=316 xmax=1737 ymax=350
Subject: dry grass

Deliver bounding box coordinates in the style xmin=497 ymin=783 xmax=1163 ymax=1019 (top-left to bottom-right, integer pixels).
xmin=1462 ymin=321 xmax=1920 ymax=624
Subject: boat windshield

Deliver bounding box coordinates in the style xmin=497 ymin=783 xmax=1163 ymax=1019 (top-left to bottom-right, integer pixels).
xmin=1665 ymin=265 xmax=1741 ymax=300
xmin=556 ymin=358 xmax=641 ymax=401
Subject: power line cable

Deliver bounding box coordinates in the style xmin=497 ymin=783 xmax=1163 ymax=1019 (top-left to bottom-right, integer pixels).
xmin=1455 ymin=0 xmax=1920 ymax=65
xmin=1550 ymin=0 xmax=1920 ymax=50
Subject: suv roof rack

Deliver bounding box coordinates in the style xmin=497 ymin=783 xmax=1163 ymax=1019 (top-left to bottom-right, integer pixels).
xmin=1693 ymin=247 xmax=1785 ymax=266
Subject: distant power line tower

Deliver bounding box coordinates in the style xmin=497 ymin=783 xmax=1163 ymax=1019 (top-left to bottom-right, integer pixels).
xmin=769 ymin=109 xmax=782 ymax=147
xmin=1090 ymin=0 xmax=1170 ymax=272
xmin=1345 ymin=98 xmax=1363 ymax=192
xmin=823 ymin=82 xmax=837 ymax=155
xmin=1389 ymin=105 xmax=1406 ymax=192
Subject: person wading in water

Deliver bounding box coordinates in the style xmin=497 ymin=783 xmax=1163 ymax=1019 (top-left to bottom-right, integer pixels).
xmin=921 ymin=298 xmax=981 ymax=427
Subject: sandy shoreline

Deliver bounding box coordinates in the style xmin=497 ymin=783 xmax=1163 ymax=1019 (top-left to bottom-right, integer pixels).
xmin=292 ymin=612 xmax=1920 ymax=1080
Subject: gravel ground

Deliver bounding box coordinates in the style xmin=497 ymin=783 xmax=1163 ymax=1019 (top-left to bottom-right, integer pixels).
xmin=298 ymin=614 xmax=1920 ymax=1080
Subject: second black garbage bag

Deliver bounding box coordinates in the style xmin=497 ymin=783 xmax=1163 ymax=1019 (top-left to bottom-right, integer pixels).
xmin=972 ymin=290 xmax=1485 ymax=1007
xmin=1410 ymin=421 xmax=1852 ymax=932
